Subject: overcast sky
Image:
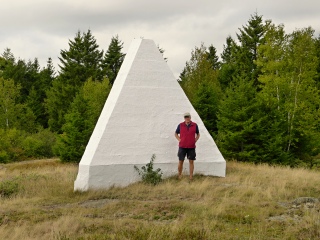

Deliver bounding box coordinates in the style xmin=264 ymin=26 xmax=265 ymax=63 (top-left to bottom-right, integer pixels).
xmin=1 ymin=0 xmax=319 ymax=78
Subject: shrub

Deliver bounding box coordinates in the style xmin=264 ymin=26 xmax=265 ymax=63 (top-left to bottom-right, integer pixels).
xmin=0 ymin=179 xmax=20 ymax=198
xmin=36 ymin=129 xmax=57 ymax=157
xmin=0 ymin=128 xmax=24 ymax=162
xmin=22 ymin=129 xmax=57 ymax=158
xmin=22 ymin=136 xmax=44 ymax=158
xmin=134 ymin=154 xmax=163 ymax=185
xmin=0 ymin=150 xmax=9 ymax=163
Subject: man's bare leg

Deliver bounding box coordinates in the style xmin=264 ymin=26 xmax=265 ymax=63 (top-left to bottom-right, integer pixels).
xmin=178 ymin=160 xmax=184 ymax=179
xmin=189 ymin=160 xmax=194 ymax=180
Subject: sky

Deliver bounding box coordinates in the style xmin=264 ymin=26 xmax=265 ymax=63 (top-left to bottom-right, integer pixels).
xmin=0 ymin=0 xmax=319 ymax=78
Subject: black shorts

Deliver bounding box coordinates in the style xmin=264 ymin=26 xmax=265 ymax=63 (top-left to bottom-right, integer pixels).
xmin=178 ymin=148 xmax=196 ymax=161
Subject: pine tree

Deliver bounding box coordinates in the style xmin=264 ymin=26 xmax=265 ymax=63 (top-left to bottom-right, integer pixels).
xmin=219 ymin=13 xmax=266 ymax=88
xmin=218 ymin=36 xmax=237 ymax=89
xmin=24 ymin=58 xmax=53 ymax=128
xmin=236 ymin=12 xmax=265 ymax=84
xmin=207 ymin=45 xmax=220 ymax=70
xmin=46 ymin=30 xmax=104 ymax=132
xmin=102 ymin=35 xmax=125 ymax=85
xmin=179 ymin=44 xmax=222 ymax=136
xmin=0 ymin=48 xmax=15 ymax=77
xmin=36 ymin=58 xmax=55 ymax=127
xmin=0 ymin=77 xmax=37 ymax=132
xmin=55 ymin=78 xmax=111 ymax=162
xmin=217 ymin=79 xmax=261 ymax=162
xmin=193 ymin=82 xmax=220 ymax=137
xmin=58 ymin=30 xmax=104 ymax=83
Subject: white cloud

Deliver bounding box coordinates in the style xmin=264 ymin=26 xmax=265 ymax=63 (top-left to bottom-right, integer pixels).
xmin=0 ymin=0 xmax=319 ymax=77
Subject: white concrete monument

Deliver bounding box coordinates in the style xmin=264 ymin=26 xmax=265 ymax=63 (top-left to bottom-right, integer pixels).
xmin=74 ymin=38 xmax=226 ymax=191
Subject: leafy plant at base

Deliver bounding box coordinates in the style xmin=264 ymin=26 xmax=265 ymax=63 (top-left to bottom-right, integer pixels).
xmin=134 ymin=154 xmax=163 ymax=185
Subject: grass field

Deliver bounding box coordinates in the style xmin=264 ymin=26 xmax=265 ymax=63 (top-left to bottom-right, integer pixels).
xmin=1 ymin=159 xmax=320 ymax=239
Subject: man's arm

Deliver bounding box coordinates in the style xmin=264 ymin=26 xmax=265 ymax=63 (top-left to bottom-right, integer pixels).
xmin=195 ymin=124 xmax=200 ymax=142
xmin=175 ymin=124 xmax=180 ymax=142
xmin=195 ymin=133 xmax=200 ymax=142
xmin=175 ymin=132 xmax=180 ymax=142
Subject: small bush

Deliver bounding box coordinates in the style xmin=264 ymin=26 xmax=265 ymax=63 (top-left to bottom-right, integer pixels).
xmin=22 ymin=136 xmax=44 ymax=158
xmin=1 ymin=128 xmax=26 ymax=161
xmin=0 ymin=179 xmax=20 ymax=198
xmin=35 ymin=128 xmax=57 ymax=157
xmin=0 ymin=150 xmax=9 ymax=163
xmin=22 ymin=129 xmax=57 ymax=158
xmin=134 ymin=154 xmax=163 ymax=185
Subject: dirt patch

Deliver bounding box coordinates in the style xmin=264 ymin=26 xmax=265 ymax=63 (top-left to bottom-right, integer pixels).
xmin=269 ymin=197 xmax=320 ymax=222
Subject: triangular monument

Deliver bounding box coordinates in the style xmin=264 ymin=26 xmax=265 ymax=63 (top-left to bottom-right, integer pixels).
xmin=74 ymin=39 xmax=226 ymax=191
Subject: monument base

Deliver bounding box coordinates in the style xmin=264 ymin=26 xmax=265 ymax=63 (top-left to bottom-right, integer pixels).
xmin=74 ymin=161 xmax=226 ymax=191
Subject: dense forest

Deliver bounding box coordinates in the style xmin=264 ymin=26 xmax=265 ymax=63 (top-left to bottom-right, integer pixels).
xmin=1 ymin=13 xmax=320 ymax=168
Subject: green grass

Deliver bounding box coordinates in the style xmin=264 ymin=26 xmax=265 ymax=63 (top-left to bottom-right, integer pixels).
xmin=1 ymin=159 xmax=320 ymax=239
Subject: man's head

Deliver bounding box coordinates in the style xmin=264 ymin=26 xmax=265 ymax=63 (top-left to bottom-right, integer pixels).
xmin=184 ymin=112 xmax=191 ymax=124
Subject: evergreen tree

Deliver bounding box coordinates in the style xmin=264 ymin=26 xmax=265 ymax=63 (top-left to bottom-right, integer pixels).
xmin=218 ymin=36 xmax=237 ymax=89
xmin=219 ymin=13 xmax=265 ymax=88
xmin=58 ymin=30 xmax=104 ymax=83
xmin=55 ymin=78 xmax=111 ymax=162
xmin=0 ymin=48 xmax=15 ymax=77
xmin=1 ymin=58 xmax=28 ymax=101
xmin=236 ymin=12 xmax=265 ymax=84
xmin=193 ymin=82 xmax=220 ymax=137
xmin=46 ymin=30 xmax=104 ymax=132
xmin=102 ymin=35 xmax=125 ymax=85
xmin=26 ymin=58 xmax=55 ymax=128
xmin=0 ymin=77 xmax=37 ymax=132
xmin=207 ymin=45 xmax=220 ymax=70
xmin=179 ymin=44 xmax=222 ymax=136
xmin=0 ymin=52 xmax=44 ymax=106
xmin=36 ymin=58 xmax=55 ymax=127
xmin=217 ymin=79 xmax=261 ymax=162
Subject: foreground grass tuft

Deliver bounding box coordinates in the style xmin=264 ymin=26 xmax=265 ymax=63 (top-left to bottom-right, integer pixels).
xmin=1 ymin=159 xmax=320 ymax=239
xmin=0 ymin=178 xmax=20 ymax=198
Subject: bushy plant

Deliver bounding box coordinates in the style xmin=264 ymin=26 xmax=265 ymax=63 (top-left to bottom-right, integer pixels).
xmin=0 ymin=128 xmax=26 ymax=161
xmin=134 ymin=154 xmax=163 ymax=185
xmin=0 ymin=150 xmax=9 ymax=163
xmin=0 ymin=128 xmax=57 ymax=162
xmin=22 ymin=128 xmax=57 ymax=158
xmin=55 ymin=77 xmax=110 ymax=163
xmin=22 ymin=136 xmax=44 ymax=158
xmin=0 ymin=179 xmax=20 ymax=198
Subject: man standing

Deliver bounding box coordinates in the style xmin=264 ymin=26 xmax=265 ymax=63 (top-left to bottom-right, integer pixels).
xmin=175 ymin=112 xmax=200 ymax=180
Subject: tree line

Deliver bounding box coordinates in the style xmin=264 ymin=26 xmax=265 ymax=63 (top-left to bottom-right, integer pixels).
xmin=181 ymin=13 xmax=320 ymax=168
xmin=1 ymin=13 xmax=320 ymax=168
xmin=0 ymin=31 xmax=124 ymax=162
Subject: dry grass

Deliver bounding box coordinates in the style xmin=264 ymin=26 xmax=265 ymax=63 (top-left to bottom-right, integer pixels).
xmin=1 ymin=159 xmax=320 ymax=239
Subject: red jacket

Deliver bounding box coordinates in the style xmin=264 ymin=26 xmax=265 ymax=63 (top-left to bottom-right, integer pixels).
xmin=178 ymin=121 xmax=198 ymax=148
